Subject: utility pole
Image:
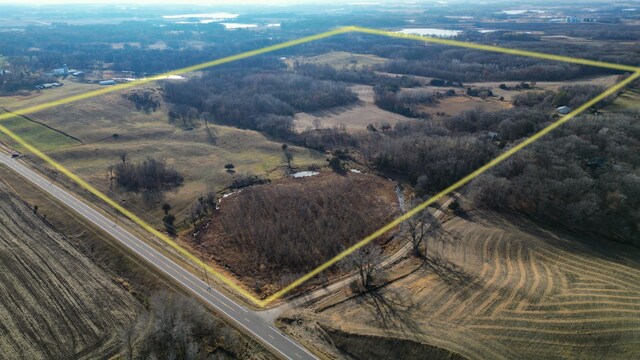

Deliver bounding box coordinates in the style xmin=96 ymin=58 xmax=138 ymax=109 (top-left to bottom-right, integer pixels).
xmin=199 ymin=245 xmax=211 ymax=290
xmin=114 ymin=199 xmax=125 ymax=227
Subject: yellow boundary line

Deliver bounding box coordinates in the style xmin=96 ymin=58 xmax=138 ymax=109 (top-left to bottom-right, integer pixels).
xmin=1 ymin=26 xmax=638 ymax=308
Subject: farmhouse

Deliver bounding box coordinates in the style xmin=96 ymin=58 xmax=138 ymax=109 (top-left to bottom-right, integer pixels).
xmin=99 ymin=80 xmax=116 ymax=86
xmin=556 ymin=105 xmax=572 ymax=114
xmin=50 ymin=64 xmax=69 ymax=77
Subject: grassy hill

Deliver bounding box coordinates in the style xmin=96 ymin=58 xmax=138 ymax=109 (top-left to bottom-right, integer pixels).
xmin=0 ymin=83 xmax=324 ymax=229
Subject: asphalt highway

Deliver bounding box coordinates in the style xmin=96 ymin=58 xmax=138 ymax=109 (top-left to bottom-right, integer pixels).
xmin=0 ymin=153 xmax=316 ymax=360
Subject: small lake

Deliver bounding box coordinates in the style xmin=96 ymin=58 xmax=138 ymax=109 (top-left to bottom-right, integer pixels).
xmin=163 ymin=13 xmax=239 ymax=20
xmin=396 ymin=28 xmax=462 ymax=37
xmin=501 ymin=9 xmax=546 ymax=15
xmin=221 ymin=23 xmax=258 ymax=29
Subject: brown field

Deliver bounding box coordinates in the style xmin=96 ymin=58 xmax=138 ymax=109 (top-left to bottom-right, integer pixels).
xmin=0 ymin=182 xmax=140 ymax=359
xmin=283 ymin=208 xmax=640 ymax=359
xmin=419 ymin=93 xmax=511 ymax=116
xmin=194 ymin=171 xmax=400 ymax=297
xmin=294 ymin=85 xmax=412 ymax=131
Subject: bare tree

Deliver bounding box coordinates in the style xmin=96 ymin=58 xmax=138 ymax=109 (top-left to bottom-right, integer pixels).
xmin=403 ymin=200 xmax=439 ymax=265
xmin=119 ymin=152 xmax=127 ymax=166
xmin=349 ymin=245 xmax=383 ymax=291
xmin=162 ymin=202 xmax=171 ymax=215
xmin=119 ymin=319 xmax=137 ymax=360
xmin=284 ymin=151 xmax=294 ymax=171
xmin=282 ymin=143 xmax=293 ymax=171
xmin=312 ymin=118 xmax=322 ymax=130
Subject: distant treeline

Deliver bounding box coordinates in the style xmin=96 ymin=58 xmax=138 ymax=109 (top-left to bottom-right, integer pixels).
xmin=0 ymin=22 xmax=291 ymax=74
xmin=365 ymin=33 xmax=636 ymax=82
xmin=0 ymin=71 xmax=55 ymax=94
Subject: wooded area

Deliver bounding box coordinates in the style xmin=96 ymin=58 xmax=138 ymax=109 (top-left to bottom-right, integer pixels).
xmin=163 ymin=71 xmax=358 ymax=136
xmin=198 ymin=173 xmax=399 ymax=295
xmin=344 ymin=82 xmax=639 ymax=246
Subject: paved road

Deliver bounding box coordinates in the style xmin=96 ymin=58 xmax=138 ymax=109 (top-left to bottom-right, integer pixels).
xmin=0 ymin=153 xmax=316 ymax=360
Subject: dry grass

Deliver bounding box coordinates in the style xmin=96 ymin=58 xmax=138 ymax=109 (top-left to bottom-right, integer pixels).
xmin=285 ymin=51 xmax=388 ymax=70
xmin=293 ymin=74 xmax=619 ymax=131
xmin=306 ymin=209 xmax=640 ymax=360
xmin=0 ymin=108 xmax=81 ymax=152
xmin=0 ymin=80 xmax=102 ymax=109
xmin=602 ymin=87 xmax=640 ymax=113
xmin=418 ymin=95 xmax=511 ymax=117
xmin=294 ymin=85 xmax=411 ymax=132
xmin=1 ymin=84 xmax=324 ymax=228
xmin=0 ymin=182 xmax=140 ymax=359
xmin=461 ymin=74 xmax=620 ymax=102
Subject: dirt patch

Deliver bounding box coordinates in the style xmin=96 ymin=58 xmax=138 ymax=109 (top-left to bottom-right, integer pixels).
xmin=195 ymin=171 xmax=400 ymax=297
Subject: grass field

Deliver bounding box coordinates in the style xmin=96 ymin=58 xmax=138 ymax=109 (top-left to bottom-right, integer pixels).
xmin=0 ymin=81 xmax=102 ymax=109
xmin=294 ymin=85 xmax=412 ymax=131
xmin=0 ymin=181 xmax=140 ymax=359
xmin=603 ymin=87 xmax=640 ymax=113
xmin=418 ymin=94 xmax=511 ymax=117
xmin=0 ymin=84 xmax=324 ymax=228
xmin=288 ymin=208 xmax=640 ymax=360
xmin=0 ymin=108 xmax=81 ymax=152
xmin=285 ymin=51 xmax=388 ymax=69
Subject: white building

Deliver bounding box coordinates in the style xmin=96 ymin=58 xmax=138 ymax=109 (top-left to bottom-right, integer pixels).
xmin=51 ymin=64 xmax=69 ymax=76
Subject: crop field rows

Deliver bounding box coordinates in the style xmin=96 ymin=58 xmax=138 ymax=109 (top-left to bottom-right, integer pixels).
xmin=315 ymin=210 xmax=640 ymax=359
xmin=0 ymin=183 xmax=140 ymax=359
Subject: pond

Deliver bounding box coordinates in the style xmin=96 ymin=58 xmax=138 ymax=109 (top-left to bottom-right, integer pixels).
xmin=396 ymin=28 xmax=462 ymax=37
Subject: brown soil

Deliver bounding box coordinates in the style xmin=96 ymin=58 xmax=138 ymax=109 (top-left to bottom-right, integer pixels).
xmin=0 ymin=183 xmax=140 ymax=359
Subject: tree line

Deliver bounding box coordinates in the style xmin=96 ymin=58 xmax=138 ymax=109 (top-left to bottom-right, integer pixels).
xmin=121 ymin=290 xmax=258 ymax=359
xmin=109 ymin=155 xmax=183 ymax=192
